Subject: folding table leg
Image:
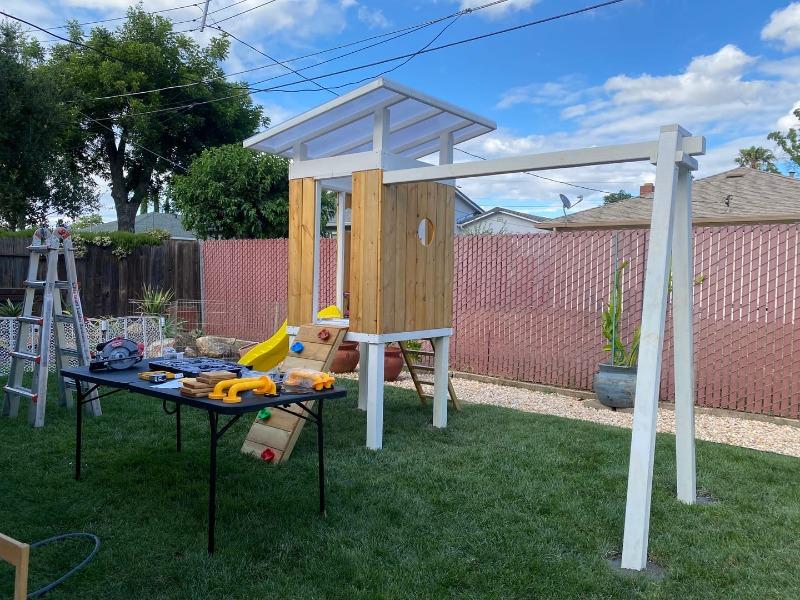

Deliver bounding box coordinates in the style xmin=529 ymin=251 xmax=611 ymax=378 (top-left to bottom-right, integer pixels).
xmin=317 ymin=399 xmax=325 ymax=515
xmin=75 ymin=382 xmax=83 ymax=481
xmin=208 ymin=412 xmax=218 ymax=554
xmin=176 ymin=403 xmax=182 ymax=453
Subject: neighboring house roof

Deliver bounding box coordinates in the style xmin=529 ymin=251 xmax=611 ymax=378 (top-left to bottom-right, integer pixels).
xmin=539 ymin=167 xmax=800 ymax=230
xmin=85 ymin=213 xmax=196 ymax=239
xmin=459 ymin=207 xmax=550 ymax=227
xmin=455 ymin=188 xmax=484 ymax=222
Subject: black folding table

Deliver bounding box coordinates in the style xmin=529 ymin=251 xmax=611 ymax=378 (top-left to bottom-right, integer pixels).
xmin=61 ymin=364 xmax=346 ymax=553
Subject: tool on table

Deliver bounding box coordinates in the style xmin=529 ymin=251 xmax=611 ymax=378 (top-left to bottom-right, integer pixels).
xmin=138 ymin=370 xmax=181 ymax=383
xmin=89 ymin=337 xmax=144 ymax=371
xmin=149 ymin=357 xmax=246 ymax=377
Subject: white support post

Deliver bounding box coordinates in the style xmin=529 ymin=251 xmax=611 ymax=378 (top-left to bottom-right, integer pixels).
xmin=336 ymin=191 xmax=346 ymax=313
xmin=365 ymin=342 xmax=385 ymax=449
xmin=373 ymin=107 xmax=390 ymax=153
xmin=358 ymin=342 xmax=369 ymax=411
xmin=620 ymin=125 xmax=685 ymax=571
xmin=671 ymin=167 xmax=697 ymax=504
xmin=432 ymin=336 xmax=449 ymax=428
xmin=312 ymin=180 xmax=322 ymax=323
xmin=439 ymin=132 xmax=453 ymax=166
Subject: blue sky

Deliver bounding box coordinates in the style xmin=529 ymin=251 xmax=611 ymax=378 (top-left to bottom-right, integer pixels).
xmin=8 ymin=0 xmax=800 ymax=219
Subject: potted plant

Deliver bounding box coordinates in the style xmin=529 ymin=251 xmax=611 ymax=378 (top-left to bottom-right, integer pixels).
xmin=384 ymin=343 xmax=404 ymax=381
xmin=330 ymin=341 xmax=360 ymax=373
xmin=594 ymin=260 xmax=640 ymax=409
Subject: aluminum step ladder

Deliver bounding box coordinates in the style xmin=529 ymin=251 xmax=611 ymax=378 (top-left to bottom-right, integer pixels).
xmin=2 ymin=226 xmax=101 ymax=427
xmin=398 ymin=340 xmax=461 ymax=411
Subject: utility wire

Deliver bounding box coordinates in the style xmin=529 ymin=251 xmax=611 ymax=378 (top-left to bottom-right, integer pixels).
xmin=455 ymin=147 xmax=614 ymax=195
xmin=209 ymin=24 xmax=339 ymax=96
xmin=203 ymin=0 xmax=281 ymax=26
xmin=77 ymin=0 xmax=626 ymax=119
xmin=22 ymin=1 xmax=206 ymax=33
xmin=79 ymin=112 xmax=187 ymax=172
xmin=77 ymin=0 xmax=511 ymax=103
xmin=170 ymin=0 xmax=263 ymax=27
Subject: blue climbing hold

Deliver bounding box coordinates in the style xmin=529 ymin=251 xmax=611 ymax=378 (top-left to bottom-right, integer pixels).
xmin=291 ymin=341 xmax=304 ymax=353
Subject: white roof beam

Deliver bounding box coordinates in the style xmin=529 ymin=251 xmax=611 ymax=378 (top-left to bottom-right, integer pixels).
xmin=243 ymin=79 xmax=391 ymax=149
xmin=274 ymin=96 xmax=407 ymax=155
xmin=384 ymin=136 xmax=706 ymax=183
xmin=318 ymin=107 xmax=445 ymax=159
xmin=392 ymin=119 xmax=472 ymax=156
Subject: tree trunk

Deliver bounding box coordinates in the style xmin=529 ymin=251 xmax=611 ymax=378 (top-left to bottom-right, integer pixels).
xmin=116 ymin=199 xmax=139 ymax=232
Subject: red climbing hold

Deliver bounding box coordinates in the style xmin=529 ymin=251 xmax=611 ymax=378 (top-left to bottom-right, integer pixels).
xmin=260 ymin=448 xmax=276 ymax=462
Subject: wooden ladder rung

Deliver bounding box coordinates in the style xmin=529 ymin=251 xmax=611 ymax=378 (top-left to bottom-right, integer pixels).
xmin=411 ymin=364 xmax=434 ymax=372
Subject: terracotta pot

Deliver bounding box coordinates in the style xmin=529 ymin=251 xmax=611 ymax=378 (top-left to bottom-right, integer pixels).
xmin=383 ymin=346 xmax=404 ymax=381
xmin=330 ymin=341 xmax=360 ymax=373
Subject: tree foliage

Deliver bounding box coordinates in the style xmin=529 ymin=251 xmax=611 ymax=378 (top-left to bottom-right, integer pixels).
xmin=170 ymin=144 xmax=336 ymax=239
xmin=47 ymin=8 xmax=264 ymax=231
xmin=768 ymin=108 xmax=800 ymax=170
xmin=0 ymin=23 xmax=97 ymax=229
xmin=735 ymin=146 xmax=779 ymax=173
xmin=602 ymin=190 xmax=632 ymax=205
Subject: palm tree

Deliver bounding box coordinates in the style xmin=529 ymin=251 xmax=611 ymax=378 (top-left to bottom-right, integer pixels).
xmin=735 ymin=146 xmax=779 ymax=173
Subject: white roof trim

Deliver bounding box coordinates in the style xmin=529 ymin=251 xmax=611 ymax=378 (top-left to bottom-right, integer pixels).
xmin=460 ymin=207 xmax=547 ymax=226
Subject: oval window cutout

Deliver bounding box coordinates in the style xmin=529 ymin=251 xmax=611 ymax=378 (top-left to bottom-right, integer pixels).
xmin=417 ymin=218 xmax=434 ymax=246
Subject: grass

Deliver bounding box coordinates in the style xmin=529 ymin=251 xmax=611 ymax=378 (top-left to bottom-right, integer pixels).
xmin=2 ymin=378 xmax=800 ymax=599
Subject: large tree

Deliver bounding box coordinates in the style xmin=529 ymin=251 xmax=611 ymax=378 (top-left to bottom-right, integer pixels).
xmin=768 ymin=107 xmax=800 ymax=171
xmin=47 ymin=8 xmax=264 ymax=231
xmin=169 ymin=144 xmax=336 ymax=239
xmin=735 ymin=146 xmax=779 ymax=173
xmin=0 ymin=23 xmax=96 ymax=229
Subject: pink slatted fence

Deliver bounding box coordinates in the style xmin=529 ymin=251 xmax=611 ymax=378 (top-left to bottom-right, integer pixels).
xmin=202 ymin=225 xmax=800 ymax=418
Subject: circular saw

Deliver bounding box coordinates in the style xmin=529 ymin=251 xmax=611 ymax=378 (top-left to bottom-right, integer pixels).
xmin=89 ymin=337 xmax=144 ymax=371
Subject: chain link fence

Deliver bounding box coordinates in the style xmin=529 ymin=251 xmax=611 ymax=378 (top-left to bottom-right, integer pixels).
xmin=202 ymin=225 xmax=800 ymax=419
xmin=0 ymin=316 xmax=165 ymax=375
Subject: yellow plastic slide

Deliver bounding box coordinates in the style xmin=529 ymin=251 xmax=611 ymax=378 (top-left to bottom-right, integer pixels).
xmin=238 ymin=305 xmax=343 ymax=372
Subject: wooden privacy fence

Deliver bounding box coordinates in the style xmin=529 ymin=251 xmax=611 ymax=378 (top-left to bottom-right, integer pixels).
xmin=202 ymin=225 xmax=800 ymax=419
xmin=0 ymin=237 xmax=201 ymax=317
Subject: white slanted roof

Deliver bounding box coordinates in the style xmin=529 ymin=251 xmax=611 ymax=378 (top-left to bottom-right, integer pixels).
xmin=243 ymin=78 xmax=496 ymax=160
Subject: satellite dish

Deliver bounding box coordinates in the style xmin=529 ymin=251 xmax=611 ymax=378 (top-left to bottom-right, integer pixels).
xmin=559 ymin=194 xmax=584 ymax=218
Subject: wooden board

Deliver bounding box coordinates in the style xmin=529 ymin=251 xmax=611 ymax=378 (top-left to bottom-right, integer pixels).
xmin=287 ymin=178 xmax=317 ymax=327
xmin=241 ymin=324 xmax=347 ymax=464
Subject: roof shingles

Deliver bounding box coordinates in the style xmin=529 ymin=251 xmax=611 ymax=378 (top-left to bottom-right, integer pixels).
xmin=541 ymin=167 xmax=800 ymax=229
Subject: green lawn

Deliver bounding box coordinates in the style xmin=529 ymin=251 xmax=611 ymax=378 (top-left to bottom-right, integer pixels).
xmin=1 ymin=378 xmax=799 ymax=599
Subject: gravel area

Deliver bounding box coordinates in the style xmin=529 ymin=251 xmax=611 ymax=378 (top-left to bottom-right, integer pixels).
xmin=340 ymin=372 xmax=800 ymax=458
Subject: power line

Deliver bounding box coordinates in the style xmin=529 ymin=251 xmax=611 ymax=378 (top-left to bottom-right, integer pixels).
xmin=21 ymin=1 xmax=205 ymax=33
xmin=79 ymin=112 xmax=187 ymax=172
xmin=170 ymin=0 xmax=259 ymax=27
xmin=85 ymin=0 xmax=627 ymax=120
xmin=77 ymin=0 xmax=511 ymax=103
xmin=209 ymin=24 xmax=339 ymax=96
xmin=205 ymin=0 xmax=281 ymax=26
xmin=455 ymin=148 xmax=614 ymax=194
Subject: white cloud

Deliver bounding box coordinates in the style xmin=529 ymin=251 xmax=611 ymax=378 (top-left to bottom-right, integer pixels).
xmin=762 ymin=2 xmax=800 ymax=50
xmin=459 ymin=0 xmax=539 ymax=19
xmin=776 ymin=101 xmax=800 ymax=131
xmin=464 ymin=43 xmax=800 ymax=211
xmin=561 ymin=45 xmax=800 ymax=141
xmin=357 ymin=5 xmax=390 ymax=28
xmin=495 ymin=76 xmax=592 ymax=109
